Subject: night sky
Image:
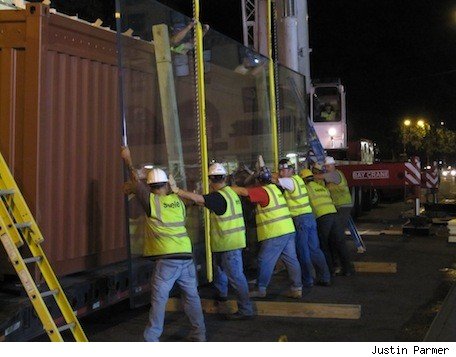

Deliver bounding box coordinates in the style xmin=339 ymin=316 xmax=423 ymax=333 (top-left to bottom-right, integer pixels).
xmin=52 ymin=0 xmax=456 ymax=159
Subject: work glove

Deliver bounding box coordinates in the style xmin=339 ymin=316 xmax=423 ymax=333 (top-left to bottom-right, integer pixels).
xmin=168 ymin=174 xmax=180 ymax=194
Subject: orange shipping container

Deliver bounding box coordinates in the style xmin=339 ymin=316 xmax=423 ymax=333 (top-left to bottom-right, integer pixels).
xmin=0 ymin=4 xmax=153 ymax=276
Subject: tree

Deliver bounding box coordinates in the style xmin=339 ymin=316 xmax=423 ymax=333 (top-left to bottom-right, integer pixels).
xmin=400 ymin=123 xmax=456 ymax=164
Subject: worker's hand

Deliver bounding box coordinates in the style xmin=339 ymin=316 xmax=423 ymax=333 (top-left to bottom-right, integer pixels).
xmin=123 ymin=181 xmax=136 ymax=195
xmin=271 ymin=172 xmax=279 ymax=183
xmin=168 ymin=174 xmax=180 ymax=194
xmin=121 ymin=146 xmax=132 ymax=165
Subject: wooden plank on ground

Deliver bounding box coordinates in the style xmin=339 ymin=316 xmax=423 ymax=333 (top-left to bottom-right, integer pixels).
xmin=353 ymin=261 xmax=397 ymax=273
xmin=166 ymin=298 xmax=361 ymax=320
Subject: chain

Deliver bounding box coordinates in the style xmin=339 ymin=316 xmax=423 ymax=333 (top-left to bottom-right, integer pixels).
xmin=192 ymin=1 xmax=203 ymax=181
xmin=272 ymin=0 xmax=282 ymax=157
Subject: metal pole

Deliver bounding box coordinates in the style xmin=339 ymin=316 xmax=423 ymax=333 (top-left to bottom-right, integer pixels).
xmin=267 ymin=0 xmax=279 ymax=168
xmin=193 ymin=0 xmax=212 ymax=282
xmin=115 ymin=0 xmax=134 ymax=308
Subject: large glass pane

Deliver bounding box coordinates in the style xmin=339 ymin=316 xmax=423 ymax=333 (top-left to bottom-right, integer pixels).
xmin=203 ymin=27 xmax=274 ymax=271
xmin=117 ymin=0 xmax=204 ymax=307
xmin=204 ymin=30 xmax=274 ymax=170
xmin=276 ymin=64 xmax=309 ymax=171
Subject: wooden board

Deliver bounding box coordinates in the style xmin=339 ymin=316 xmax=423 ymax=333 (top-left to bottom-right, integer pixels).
xmin=353 ymin=261 xmax=397 ymax=273
xmin=166 ymin=298 xmax=361 ymax=320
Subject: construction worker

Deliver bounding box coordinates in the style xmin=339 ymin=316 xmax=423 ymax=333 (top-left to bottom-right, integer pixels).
xmin=315 ymin=156 xmax=353 ymax=237
xmin=167 ymin=163 xmax=254 ymax=320
xmin=275 ymin=159 xmax=331 ymax=287
xmin=301 ymin=169 xmax=354 ymax=277
xmin=320 ymin=103 xmax=336 ymax=121
xmin=170 ymin=15 xmax=210 ymax=55
xmin=231 ymin=163 xmax=302 ymax=298
xmin=120 ymin=147 xmax=206 ymax=342
xmin=310 ymin=162 xmax=326 ymax=186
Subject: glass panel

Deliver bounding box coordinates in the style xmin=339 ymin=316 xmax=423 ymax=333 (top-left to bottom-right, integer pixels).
xmin=118 ymin=0 xmax=279 ymax=304
xmin=313 ymin=86 xmax=342 ymax=122
xmin=276 ymin=64 xmax=309 ymax=170
xmin=204 ymin=29 xmax=273 ymax=170
xmin=117 ymin=0 xmax=204 ymax=307
xmin=203 ymin=25 xmax=274 ymax=271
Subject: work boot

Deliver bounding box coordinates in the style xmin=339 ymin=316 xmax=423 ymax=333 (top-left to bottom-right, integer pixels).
xmin=283 ymin=288 xmax=302 ymax=299
xmin=224 ymin=312 xmax=255 ymax=321
xmin=249 ymin=289 xmax=266 ymax=298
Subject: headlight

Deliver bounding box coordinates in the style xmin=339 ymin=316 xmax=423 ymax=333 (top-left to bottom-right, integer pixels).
xmin=328 ymin=128 xmax=337 ymax=136
xmin=442 ymin=171 xmax=448 ymax=177
xmin=451 ymin=170 xmax=456 ymax=177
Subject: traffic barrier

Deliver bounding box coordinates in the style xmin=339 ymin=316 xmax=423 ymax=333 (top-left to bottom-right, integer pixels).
xmin=405 ymin=156 xmax=421 ymax=186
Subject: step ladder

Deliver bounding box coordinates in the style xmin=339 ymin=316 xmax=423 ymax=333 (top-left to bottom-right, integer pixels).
xmin=0 ymin=152 xmax=88 ymax=342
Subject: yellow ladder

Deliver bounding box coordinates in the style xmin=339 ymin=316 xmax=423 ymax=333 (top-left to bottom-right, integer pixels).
xmin=0 ymin=152 xmax=88 ymax=342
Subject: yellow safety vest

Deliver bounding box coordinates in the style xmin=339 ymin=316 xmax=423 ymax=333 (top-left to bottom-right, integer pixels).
xmin=327 ymin=170 xmax=352 ymax=208
xmin=144 ymin=193 xmax=192 ymax=257
xmin=210 ymin=186 xmax=246 ymax=252
xmin=255 ymin=184 xmax=295 ymax=242
xmin=306 ymin=181 xmax=337 ymax=219
xmin=284 ymin=175 xmax=312 ymax=217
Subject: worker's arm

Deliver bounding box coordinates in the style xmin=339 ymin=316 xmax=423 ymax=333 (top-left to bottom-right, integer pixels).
xmin=276 ymin=177 xmax=295 ymax=192
xmin=170 ymin=20 xmax=195 ymax=45
xmin=170 ymin=177 xmax=205 ymax=205
xmin=230 ymin=185 xmax=249 ymax=197
xmin=323 ymin=171 xmax=342 ymax=184
xmin=313 ymin=173 xmax=325 ymax=181
xmin=120 ymin=146 xmax=150 ymax=214
xmin=120 ymin=146 xmax=138 ymax=182
xmin=169 ymin=175 xmax=227 ymax=214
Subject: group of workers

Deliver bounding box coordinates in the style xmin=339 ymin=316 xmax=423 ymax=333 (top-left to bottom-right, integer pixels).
xmin=121 ymin=147 xmax=354 ymax=342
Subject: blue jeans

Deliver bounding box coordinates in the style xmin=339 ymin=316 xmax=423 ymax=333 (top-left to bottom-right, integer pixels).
xmin=213 ymin=249 xmax=254 ymax=316
xmin=143 ymin=259 xmax=206 ymax=342
xmin=293 ymin=213 xmax=331 ymax=285
xmin=257 ymin=232 xmax=302 ymax=293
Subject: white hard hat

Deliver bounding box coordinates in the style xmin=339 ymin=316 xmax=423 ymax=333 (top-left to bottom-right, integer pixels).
xmin=147 ymin=168 xmax=168 ymax=184
xmin=208 ymin=163 xmax=227 ymax=176
xmin=324 ymin=156 xmax=336 ymax=165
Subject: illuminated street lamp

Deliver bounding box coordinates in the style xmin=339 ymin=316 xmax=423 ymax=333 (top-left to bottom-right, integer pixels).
xmin=440 ymin=121 xmax=445 ymax=126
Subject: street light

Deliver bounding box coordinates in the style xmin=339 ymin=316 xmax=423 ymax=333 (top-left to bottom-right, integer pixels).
xmin=441 ymin=121 xmax=445 ymax=126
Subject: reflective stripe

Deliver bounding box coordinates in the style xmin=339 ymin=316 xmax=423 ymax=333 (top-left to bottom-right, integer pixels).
xmin=293 ymin=202 xmax=311 ymax=210
xmin=216 ymin=213 xmax=244 ymax=222
xmin=154 ymin=231 xmax=189 ymax=238
xmin=293 ymin=193 xmax=309 ymax=199
xmin=154 ymin=195 xmax=161 ymax=220
xmin=258 ymin=203 xmax=288 ymax=214
xmin=312 ymin=202 xmax=335 ymax=210
xmin=257 ymin=214 xmax=292 ymax=227
xmin=153 ymin=220 xmax=186 ymax=227
xmin=265 ymin=186 xmax=280 ymax=206
xmin=220 ymin=226 xmax=245 ymax=235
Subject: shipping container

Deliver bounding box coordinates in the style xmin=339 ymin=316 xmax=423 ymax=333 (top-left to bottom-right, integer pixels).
xmin=0 ymin=4 xmax=145 ymax=276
